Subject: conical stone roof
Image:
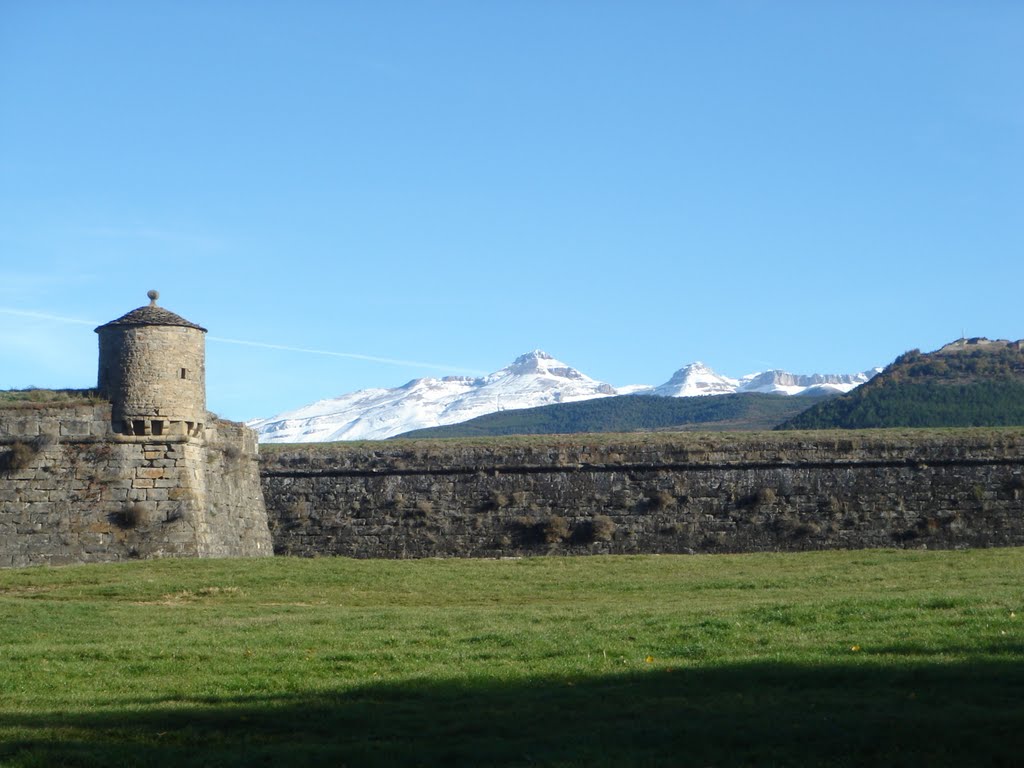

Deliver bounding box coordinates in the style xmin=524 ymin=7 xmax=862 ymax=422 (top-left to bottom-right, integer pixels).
xmin=95 ymin=290 xmax=207 ymax=333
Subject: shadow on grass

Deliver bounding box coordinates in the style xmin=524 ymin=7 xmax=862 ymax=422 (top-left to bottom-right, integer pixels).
xmin=2 ymin=659 xmax=1023 ymax=767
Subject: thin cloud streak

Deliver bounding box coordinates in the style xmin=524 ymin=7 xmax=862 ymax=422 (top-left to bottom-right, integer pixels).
xmin=0 ymin=308 xmax=99 ymax=326
xmin=0 ymin=307 xmax=486 ymax=376
xmin=208 ymin=336 xmax=487 ymax=375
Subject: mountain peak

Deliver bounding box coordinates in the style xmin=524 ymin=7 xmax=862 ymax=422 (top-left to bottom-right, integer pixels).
xmin=653 ymin=361 xmax=876 ymax=398
xmin=250 ymin=350 xmax=616 ymax=442
xmin=680 ymin=361 xmax=714 ymax=373
xmin=503 ymin=350 xmax=581 ymax=378
xmin=513 ymin=349 xmax=555 ymax=364
xmin=653 ymin=362 xmax=738 ymax=397
xmin=737 ymin=369 xmax=876 ymax=395
xmin=248 ymin=351 xmax=878 ymax=443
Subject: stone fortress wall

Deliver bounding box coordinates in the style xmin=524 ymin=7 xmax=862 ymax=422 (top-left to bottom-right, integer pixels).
xmin=0 ymin=402 xmax=270 ymax=567
xmin=260 ymin=431 xmax=1024 ymax=559
xmin=4 ymin=291 xmax=1024 ymax=567
xmin=0 ymin=291 xmax=271 ymax=567
xmin=4 ymin=413 xmax=1024 ymax=566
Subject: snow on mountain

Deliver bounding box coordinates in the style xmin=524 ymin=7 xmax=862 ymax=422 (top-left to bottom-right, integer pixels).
xmin=248 ymin=352 xmax=880 ymax=443
xmin=650 ymin=364 xmax=879 ymax=398
xmin=248 ymin=350 xmax=616 ymax=443
xmin=651 ymin=362 xmax=740 ymax=397
xmin=735 ymin=369 xmax=879 ymax=396
xmin=615 ymin=383 xmax=657 ymax=395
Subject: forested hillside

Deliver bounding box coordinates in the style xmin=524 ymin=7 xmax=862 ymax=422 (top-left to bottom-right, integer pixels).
xmin=396 ymin=393 xmax=824 ymax=438
xmin=778 ymin=339 xmax=1024 ymax=429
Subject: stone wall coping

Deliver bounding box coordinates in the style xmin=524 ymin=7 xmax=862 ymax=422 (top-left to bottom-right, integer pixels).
xmin=260 ymin=429 xmax=1024 ymax=475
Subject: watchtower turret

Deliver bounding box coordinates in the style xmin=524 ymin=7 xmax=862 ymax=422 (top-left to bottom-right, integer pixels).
xmin=95 ymin=290 xmax=208 ymax=437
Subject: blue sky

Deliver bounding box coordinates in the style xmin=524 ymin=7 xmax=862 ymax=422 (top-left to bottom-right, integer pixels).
xmin=2 ymin=1 xmax=1022 ymax=422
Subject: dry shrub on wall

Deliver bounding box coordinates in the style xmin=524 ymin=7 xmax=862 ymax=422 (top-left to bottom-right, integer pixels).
xmin=590 ymin=514 xmax=616 ymax=542
xmin=221 ymin=444 xmax=243 ymax=462
xmin=541 ymin=515 xmax=570 ymax=543
xmin=513 ymin=515 xmax=570 ymax=545
xmin=287 ymin=500 xmax=310 ymax=521
xmin=771 ymin=512 xmax=819 ymax=539
xmin=479 ymin=491 xmax=510 ymax=512
xmin=737 ymin=487 xmax=779 ymax=509
xmin=647 ymin=490 xmax=674 ymax=512
xmin=825 ymin=496 xmax=847 ymax=515
xmin=0 ymin=441 xmax=36 ymax=472
xmin=574 ymin=514 xmax=617 ymax=544
xmin=119 ymin=502 xmax=148 ymax=528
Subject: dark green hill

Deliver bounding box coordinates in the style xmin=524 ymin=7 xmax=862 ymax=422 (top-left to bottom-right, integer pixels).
xmin=777 ymin=338 xmax=1024 ymax=430
xmin=395 ymin=393 xmax=830 ymax=439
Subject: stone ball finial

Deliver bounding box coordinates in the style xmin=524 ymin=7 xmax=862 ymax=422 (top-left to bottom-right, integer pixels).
xmin=147 ymin=289 xmax=160 ymax=306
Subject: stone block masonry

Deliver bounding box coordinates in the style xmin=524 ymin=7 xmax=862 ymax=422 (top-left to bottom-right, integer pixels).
xmin=0 ymin=403 xmax=271 ymax=567
xmin=6 ymin=412 xmax=1024 ymax=566
xmin=94 ymin=291 xmax=210 ymax=440
xmin=98 ymin=325 xmax=206 ymax=423
xmin=260 ymin=431 xmax=1024 ymax=558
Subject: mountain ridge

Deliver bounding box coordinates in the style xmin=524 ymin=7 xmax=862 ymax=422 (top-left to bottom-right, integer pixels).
xmin=249 ymin=350 xmax=877 ymax=443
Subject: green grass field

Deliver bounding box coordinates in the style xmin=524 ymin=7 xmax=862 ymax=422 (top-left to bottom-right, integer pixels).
xmin=1 ymin=550 xmax=1022 ymax=766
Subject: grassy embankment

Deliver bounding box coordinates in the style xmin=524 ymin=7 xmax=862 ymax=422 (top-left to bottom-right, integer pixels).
xmin=1 ymin=550 xmax=1022 ymax=766
xmin=259 ymin=425 xmax=1024 ymax=457
xmin=0 ymin=389 xmax=102 ymax=409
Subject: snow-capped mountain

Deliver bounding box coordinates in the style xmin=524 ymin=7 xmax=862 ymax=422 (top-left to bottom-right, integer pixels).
xmin=645 ymin=363 xmax=877 ymax=399
xmin=651 ymin=362 xmax=740 ymax=397
xmin=249 ymin=350 xmax=616 ymax=443
xmin=249 ymin=352 xmax=879 ymax=443
xmin=735 ymin=370 xmax=877 ymax=396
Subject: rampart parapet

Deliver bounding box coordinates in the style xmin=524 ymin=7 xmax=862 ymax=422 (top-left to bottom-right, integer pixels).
xmin=260 ymin=430 xmax=1024 ymax=558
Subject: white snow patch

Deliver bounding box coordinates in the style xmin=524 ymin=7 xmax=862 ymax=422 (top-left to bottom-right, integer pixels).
xmin=248 ymin=353 xmax=880 ymax=443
